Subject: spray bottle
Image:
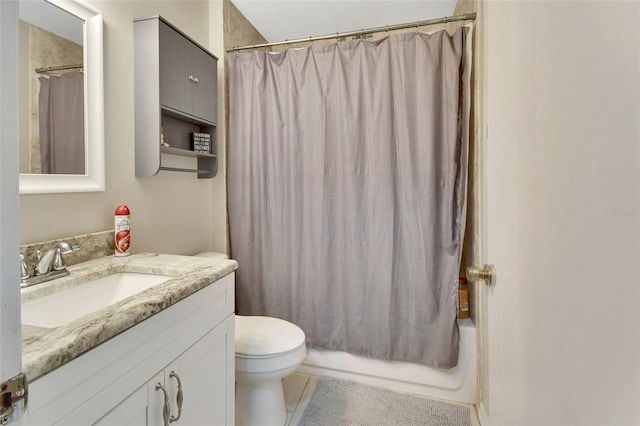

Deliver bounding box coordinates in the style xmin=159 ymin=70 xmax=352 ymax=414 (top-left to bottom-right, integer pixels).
xmin=115 ymin=205 xmax=131 ymax=256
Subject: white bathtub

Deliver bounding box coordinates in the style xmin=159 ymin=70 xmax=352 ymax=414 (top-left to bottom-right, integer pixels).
xmin=297 ymin=318 xmax=477 ymax=404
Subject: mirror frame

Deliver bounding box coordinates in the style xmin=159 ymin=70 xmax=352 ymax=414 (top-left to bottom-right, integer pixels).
xmin=19 ymin=0 xmax=104 ymax=194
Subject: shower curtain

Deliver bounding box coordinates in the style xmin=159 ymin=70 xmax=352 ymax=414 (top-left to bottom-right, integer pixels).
xmin=228 ymin=27 xmax=472 ymax=368
xmin=39 ymin=71 xmax=85 ymax=174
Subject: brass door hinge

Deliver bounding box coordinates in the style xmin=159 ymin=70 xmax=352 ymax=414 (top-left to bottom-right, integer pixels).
xmin=0 ymin=373 xmax=28 ymax=425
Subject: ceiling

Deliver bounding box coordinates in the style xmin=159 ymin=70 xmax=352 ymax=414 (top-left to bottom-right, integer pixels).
xmin=230 ymin=0 xmax=457 ymax=42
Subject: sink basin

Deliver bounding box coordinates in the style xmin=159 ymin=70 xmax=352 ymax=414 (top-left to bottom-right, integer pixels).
xmin=22 ymin=272 xmax=173 ymax=328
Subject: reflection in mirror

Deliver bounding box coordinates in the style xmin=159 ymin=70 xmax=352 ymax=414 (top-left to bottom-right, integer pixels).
xmin=19 ymin=0 xmax=104 ymax=194
xmin=18 ymin=1 xmax=85 ymax=175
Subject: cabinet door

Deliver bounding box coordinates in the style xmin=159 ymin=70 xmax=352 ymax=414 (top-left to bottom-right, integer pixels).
xmin=159 ymin=20 xmax=192 ymax=115
xmin=190 ymin=46 xmax=217 ymax=123
xmin=91 ymin=372 xmax=164 ymax=426
xmin=166 ymin=316 xmax=233 ymax=426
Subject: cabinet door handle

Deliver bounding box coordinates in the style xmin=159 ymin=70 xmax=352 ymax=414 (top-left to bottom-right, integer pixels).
xmin=187 ymin=75 xmax=195 ymax=82
xmin=169 ymin=371 xmax=183 ymax=423
xmin=155 ymin=383 xmax=171 ymax=426
xmin=193 ymin=76 xmax=199 ymax=83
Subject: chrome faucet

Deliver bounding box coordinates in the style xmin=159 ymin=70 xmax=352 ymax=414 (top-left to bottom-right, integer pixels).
xmin=34 ymin=242 xmax=74 ymax=275
xmin=21 ymin=242 xmax=79 ymax=288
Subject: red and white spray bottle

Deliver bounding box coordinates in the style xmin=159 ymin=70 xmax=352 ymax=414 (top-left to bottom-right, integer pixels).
xmin=114 ymin=205 xmax=131 ymax=256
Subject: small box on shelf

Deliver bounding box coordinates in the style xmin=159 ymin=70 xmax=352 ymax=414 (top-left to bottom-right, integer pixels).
xmin=191 ymin=132 xmax=211 ymax=154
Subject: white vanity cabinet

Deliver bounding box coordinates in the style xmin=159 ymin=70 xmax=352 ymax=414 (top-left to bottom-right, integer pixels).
xmin=93 ymin=372 xmax=164 ymax=425
xmin=94 ymin=320 xmax=230 ymax=426
xmin=20 ymin=272 xmax=235 ymax=426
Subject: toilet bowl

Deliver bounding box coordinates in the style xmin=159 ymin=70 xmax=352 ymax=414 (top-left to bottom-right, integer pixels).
xmin=235 ymin=315 xmax=307 ymax=426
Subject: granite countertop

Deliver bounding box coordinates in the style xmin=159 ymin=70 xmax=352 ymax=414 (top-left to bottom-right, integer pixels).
xmin=21 ymin=253 xmax=238 ymax=382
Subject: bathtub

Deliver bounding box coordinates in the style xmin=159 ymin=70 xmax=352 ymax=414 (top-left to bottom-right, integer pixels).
xmin=297 ymin=318 xmax=477 ymax=404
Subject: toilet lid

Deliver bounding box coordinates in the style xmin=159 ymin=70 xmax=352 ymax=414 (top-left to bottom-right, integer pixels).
xmin=235 ymin=315 xmax=306 ymax=358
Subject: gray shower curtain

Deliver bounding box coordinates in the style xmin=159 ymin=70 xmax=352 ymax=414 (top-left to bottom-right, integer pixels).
xmin=39 ymin=71 xmax=85 ymax=174
xmin=228 ymin=27 xmax=472 ymax=368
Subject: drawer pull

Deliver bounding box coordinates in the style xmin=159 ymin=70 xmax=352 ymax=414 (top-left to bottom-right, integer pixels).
xmin=155 ymin=383 xmax=171 ymax=426
xmin=169 ymin=371 xmax=183 ymax=423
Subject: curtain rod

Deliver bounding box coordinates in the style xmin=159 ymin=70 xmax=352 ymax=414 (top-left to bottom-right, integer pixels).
xmin=35 ymin=63 xmax=83 ymax=74
xmin=226 ymin=12 xmax=475 ymax=53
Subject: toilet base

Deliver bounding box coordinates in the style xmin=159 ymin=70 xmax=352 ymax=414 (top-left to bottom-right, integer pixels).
xmin=236 ymin=378 xmax=287 ymax=426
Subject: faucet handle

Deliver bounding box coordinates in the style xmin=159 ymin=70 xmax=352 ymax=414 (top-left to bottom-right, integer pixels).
xmin=52 ymin=247 xmax=66 ymax=271
xmin=20 ymin=253 xmax=31 ymax=280
xmin=33 ymin=249 xmax=42 ymax=271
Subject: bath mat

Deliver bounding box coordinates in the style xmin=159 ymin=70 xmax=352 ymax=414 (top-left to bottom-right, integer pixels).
xmin=298 ymin=376 xmax=471 ymax=426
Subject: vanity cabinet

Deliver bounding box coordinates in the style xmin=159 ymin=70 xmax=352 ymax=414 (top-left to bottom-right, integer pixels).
xmin=19 ymin=272 xmax=235 ymax=426
xmin=93 ymin=372 xmax=164 ymax=425
xmin=94 ymin=321 xmax=229 ymax=425
xmin=134 ymin=16 xmax=219 ymax=178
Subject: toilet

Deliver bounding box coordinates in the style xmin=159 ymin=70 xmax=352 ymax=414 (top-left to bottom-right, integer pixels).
xmin=235 ymin=315 xmax=306 ymax=426
xmin=193 ymin=253 xmax=307 ymax=426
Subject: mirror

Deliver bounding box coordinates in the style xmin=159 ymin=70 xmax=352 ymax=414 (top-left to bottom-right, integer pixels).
xmin=18 ymin=0 xmax=104 ymax=194
xmin=18 ymin=0 xmax=84 ymax=176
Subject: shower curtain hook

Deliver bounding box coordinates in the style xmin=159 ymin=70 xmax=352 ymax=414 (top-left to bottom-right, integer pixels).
xmin=415 ymin=21 xmax=420 ymax=32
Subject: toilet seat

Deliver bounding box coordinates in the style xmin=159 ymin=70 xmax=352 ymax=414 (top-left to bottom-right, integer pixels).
xmin=235 ymin=315 xmax=305 ymax=358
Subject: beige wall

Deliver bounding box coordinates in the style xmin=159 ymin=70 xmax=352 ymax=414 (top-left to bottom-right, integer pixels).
xmin=453 ymin=0 xmax=476 ymax=16
xmin=20 ymin=0 xmax=228 ymax=257
xmin=224 ymin=0 xmax=266 ymax=49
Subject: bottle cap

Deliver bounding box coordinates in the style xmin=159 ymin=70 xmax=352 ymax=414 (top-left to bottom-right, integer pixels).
xmin=115 ymin=205 xmax=130 ymax=215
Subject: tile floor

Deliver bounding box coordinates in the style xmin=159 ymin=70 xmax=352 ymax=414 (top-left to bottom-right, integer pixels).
xmin=282 ymin=372 xmax=320 ymax=426
xmin=282 ymin=372 xmax=481 ymax=426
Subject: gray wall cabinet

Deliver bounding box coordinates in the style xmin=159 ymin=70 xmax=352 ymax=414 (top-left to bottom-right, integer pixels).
xmin=135 ymin=16 xmax=219 ymax=178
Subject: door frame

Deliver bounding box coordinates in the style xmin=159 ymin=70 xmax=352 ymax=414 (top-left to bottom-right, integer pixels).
xmin=0 ymin=0 xmax=22 ymax=384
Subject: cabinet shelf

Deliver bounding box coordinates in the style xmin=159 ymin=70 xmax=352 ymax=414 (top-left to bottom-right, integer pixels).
xmin=134 ymin=16 xmax=218 ymax=179
xmin=161 ymin=105 xmax=215 ymax=127
xmin=162 ymin=146 xmax=216 ymax=158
